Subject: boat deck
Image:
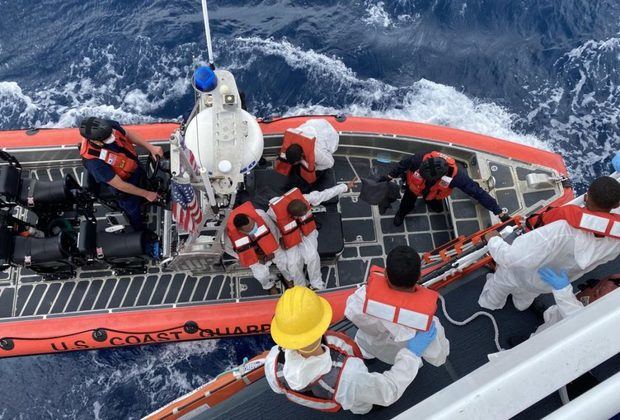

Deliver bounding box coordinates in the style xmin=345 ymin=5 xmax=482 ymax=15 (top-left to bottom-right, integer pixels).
xmin=200 ymin=256 xmax=620 ymax=420
xmin=0 ymin=149 xmax=557 ymax=323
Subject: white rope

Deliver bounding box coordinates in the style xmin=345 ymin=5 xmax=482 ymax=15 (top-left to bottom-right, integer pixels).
xmin=438 ymin=294 xmax=503 ymax=352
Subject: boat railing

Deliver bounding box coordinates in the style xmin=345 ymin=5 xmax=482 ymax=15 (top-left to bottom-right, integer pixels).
xmin=393 ymin=287 xmax=620 ymax=420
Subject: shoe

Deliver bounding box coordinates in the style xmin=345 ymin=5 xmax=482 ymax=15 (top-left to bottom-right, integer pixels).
xmin=393 ymin=214 xmax=404 ymax=227
xmin=279 ymin=275 xmax=294 ymax=290
xmin=268 ymin=284 xmax=280 ymax=295
xmin=426 ymin=200 xmax=444 ymax=213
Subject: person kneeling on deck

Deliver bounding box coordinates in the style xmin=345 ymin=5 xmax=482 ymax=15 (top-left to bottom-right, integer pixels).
xmin=274 ymin=119 xmax=340 ymax=193
xmin=265 ymin=286 xmax=438 ymax=414
xmin=387 ymin=151 xmax=508 ymax=226
xmin=478 ymin=176 xmax=620 ymax=311
xmin=268 ymin=182 xmax=353 ymax=290
xmin=224 ymin=202 xmax=294 ymax=295
xmin=79 ymin=117 xmax=163 ymax=231
xmin=345 ymin=245 xmax=450 ymax=365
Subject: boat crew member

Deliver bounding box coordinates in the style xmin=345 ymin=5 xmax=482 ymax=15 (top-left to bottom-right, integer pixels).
xmin=267 ymin=182 xmax=353 ymax=290
xmin=274 ymin=119 xmax=340 ymax=192
xmin=345 ymin=245 xmax=450 ymax=365
xmin=264 ymin=286 xmax=438 ymax=414
xmin=224 ymin=201 xmax=294 ymax=294
xmin=387 ymin=151 xmax=508 ymax=226
xmin=533 ymin=268 xmax=618 ymax=333
xmin=79 ymin=117 xmax=162 ymax=230
xmin=478 ymin=176 xmax=620 ymax=311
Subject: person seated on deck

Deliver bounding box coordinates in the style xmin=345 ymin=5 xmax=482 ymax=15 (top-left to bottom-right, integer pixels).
xmin=78 ymin=117 xmax=162 ymax=231
xmin=387 ymin=151 xmax=508 ymax=226
xmin=267 ymin=181 xmax=353 ymax=290
xmin=264 ymin=286 xmax=438 ymax=415
xmin=345 ymin=245 xmax=450 ymax=365
xmin=274 ymin=119 xmax=340 ymax=193
xmin=223 ymin=201 xmax=294 ymax=295
xmin=479 ymin=176 xmax=620 ymax=311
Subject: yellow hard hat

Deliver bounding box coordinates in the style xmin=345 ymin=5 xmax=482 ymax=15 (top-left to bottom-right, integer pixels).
xmin=270 ymin=286 xmax=333 ymax=350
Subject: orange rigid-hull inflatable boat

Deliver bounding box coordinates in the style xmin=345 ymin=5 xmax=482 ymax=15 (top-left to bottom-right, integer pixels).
xmin=0 ymin=115 xmax=572 ymax=358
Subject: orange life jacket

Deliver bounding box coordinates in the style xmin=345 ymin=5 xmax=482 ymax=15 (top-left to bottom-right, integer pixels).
xmin=274 ymin=131 xmax=317 ymax=184
xmin=526 ymin=205 xmax=620 ymax=239
xmin=269 ymin=188 xmax=317 ymax=250
xmin=226 ymin=202 xmax=279 ymax=267
xmin=406 ymin=151 xmax=458 ymax=200
xmin=363 ymin=265 xmax=438 ymax=331
xmin=576 ymin=276 xmax=619 ymax=306
xmin=269 ymin=331 xmax=362 ymax=412
xmin=79 ymin=129 xmax=139 ymax=181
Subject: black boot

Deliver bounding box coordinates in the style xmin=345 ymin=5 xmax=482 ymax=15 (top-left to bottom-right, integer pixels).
xmin=393 ymin=213 xmax=404 ymax=227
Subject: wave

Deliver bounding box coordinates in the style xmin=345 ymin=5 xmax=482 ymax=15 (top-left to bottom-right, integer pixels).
xmin=231 ymin=36 xmax=547 ymax=149
xmin=3 ymin=33 xmax=615 ymax=186
xmin=522 ymin=35 xmax=620 ymax=185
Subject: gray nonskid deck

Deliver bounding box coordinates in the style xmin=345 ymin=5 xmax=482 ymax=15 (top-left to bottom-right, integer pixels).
xmin=0 ymin=154 xmax=552 ymax=321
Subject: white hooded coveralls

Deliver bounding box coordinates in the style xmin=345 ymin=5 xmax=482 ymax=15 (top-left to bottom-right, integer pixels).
xmin=267 ymin=183 xmax=348 ymax=289
xmin=290 ymin=119 xmax=340 ymax=172
xmin=264 ymin=343 xmax=421 ymax=415
xmin=345 ymin=286 xmax=450 ymax=365
xmin=223 ymin=209 xmax=293 ymax=290
xmin=478 ymin=218 xmax=620 ymax=311
xmin=535 ymin=285 xmax=584 ymax=333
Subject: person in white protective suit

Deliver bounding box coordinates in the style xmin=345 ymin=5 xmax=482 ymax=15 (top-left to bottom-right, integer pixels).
xmin=267 ymin=181 xmax=353 ymax=290
xmin=223 ymin=201 xmax=294 ymax=294
xmin=479 ymin=176 xmax=620 ymax=311
xmin=288 ymin=119 xmax=340 ymax=171
xmin=264 ymin=286 xmax=438 ymax=414
xmin=345 ymin=245 xmax=450 ymax=365
xmin=533 ymin=268 xmax=618 ymax=334
xmin=273 ymin=119 xmax=340 ymax=192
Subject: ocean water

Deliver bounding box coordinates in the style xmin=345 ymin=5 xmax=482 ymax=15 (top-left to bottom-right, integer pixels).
xmin=0 ymin=0 xmax=618 ymax=417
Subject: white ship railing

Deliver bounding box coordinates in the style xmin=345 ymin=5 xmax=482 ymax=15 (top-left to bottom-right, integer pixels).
xmin=393 ymin=287 xmax=620 ymax=420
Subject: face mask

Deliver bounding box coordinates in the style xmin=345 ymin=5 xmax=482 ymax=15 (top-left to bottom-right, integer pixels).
xmin=103 ymin=133 xmax=116 ymax=144
xmin=247 ymin=223 xmax=258 ymax=236
xmin=283 ymin=346 xmax=332 ymax=391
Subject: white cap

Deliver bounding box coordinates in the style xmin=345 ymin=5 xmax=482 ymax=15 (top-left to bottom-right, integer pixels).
xmin=219 ymin=84 xmax=230 ymax=95
xmin=218 ymin=160 xmax=233 ymax=173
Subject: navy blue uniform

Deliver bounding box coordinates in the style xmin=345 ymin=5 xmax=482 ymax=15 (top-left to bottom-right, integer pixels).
xmin=389 ymin=154 xmax=503 ymax=216
xmin=82 ymin=121 xmax=145 ymax=230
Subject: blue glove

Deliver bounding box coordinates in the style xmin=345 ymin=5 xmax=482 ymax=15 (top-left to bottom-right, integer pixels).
xmin=406 ymin=323 xmax=437 ymax=356
xmin=612 ymin=153 xmax=620 ymax=173
xmin=538 ymin=267 xmax=570 ymax=290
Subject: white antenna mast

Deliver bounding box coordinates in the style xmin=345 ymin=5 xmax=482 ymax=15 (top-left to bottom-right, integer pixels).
xmin=200 ymin=0 xmax=215 ymax=68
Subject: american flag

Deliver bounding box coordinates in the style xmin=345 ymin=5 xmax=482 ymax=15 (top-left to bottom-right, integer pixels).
xmin=185 ymin=148 xmax=200 ymax=174
xmin=171 ymin=179 xmax=203 ymax=234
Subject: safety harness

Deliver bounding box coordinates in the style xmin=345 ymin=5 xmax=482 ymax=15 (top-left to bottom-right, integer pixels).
xmin=269 ymin=188 xmax=317 ymax=250
xmin=79 ymin=129 xmax=139 ymax=181
xmin=363 ymin=265 xmax=439 ymax=331
xmin=274 ymin=130 xmax=317 ymax=184
xmin=526 ymin=205 xmax=620 ymax=239
xmin=270 ymin=331 xmax=362 ymax=412
xmin=226 ymin=202 xmax=279 ymax=267
xmin=407 ymin=151 xmax=458 ymax=200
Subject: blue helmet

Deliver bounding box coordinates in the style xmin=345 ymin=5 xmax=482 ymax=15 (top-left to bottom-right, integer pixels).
xmin=193 ymin=66 xmax=217 ymax=92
